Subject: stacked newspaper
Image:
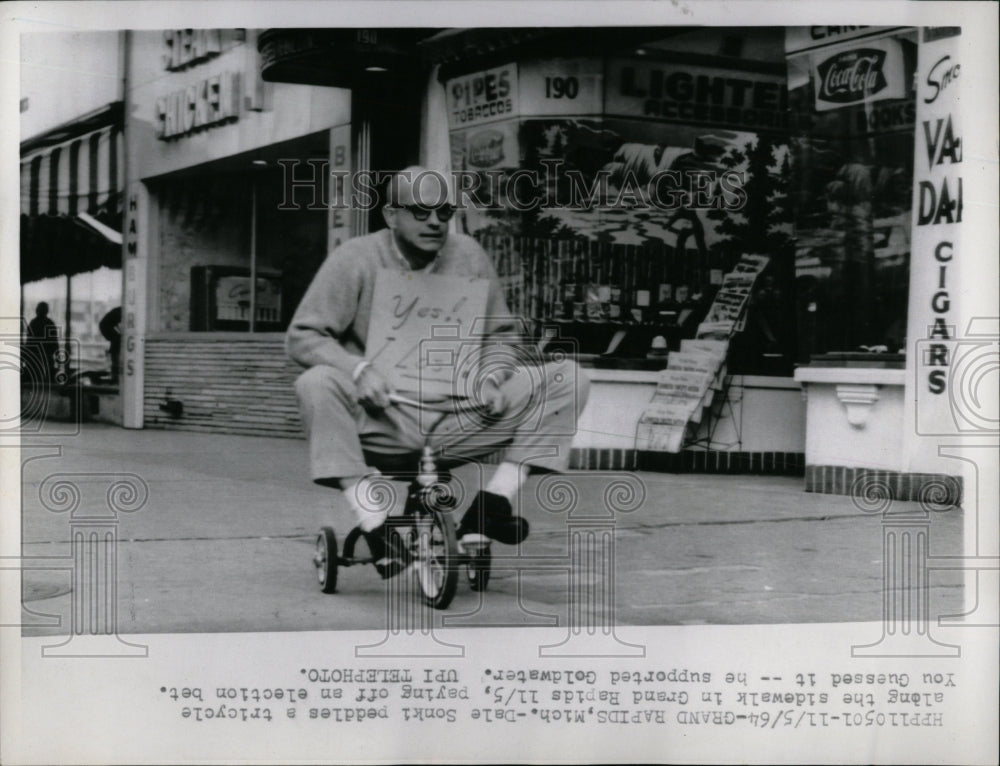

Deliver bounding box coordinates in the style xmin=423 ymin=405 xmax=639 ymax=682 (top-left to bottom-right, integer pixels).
xmin=635 ymin=254 xmax=769 ymax=453
xmin=635 ymin=346 xmax=722 ymax=451
xmin=699 ymin=254 xmax=770 ymax=328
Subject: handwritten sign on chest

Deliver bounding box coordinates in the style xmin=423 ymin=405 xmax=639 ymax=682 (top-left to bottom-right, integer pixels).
xmin=365 ymin=268 xmax=491 ymax=398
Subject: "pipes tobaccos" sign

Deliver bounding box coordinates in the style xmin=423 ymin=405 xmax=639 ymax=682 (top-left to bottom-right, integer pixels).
xmin=447 ymin=65 xmax=518 ymax=128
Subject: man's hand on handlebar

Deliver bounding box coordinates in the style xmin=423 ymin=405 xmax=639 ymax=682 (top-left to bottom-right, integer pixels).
xmin=356 ymin=366 xmax=395 ymax=411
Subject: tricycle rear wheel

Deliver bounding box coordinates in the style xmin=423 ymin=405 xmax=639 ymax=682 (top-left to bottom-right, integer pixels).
xmin=314 ymin=527 xmax=338 ymax=594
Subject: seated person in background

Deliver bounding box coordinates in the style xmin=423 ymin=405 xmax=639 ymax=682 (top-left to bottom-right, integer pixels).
xmin=26 ymin=302 xmax=59 ymax=383
xmin=99 ymin=306 xmax=122 ymax=382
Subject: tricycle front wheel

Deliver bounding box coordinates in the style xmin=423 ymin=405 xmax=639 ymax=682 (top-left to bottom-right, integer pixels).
xmin=412 ymin=511 xmax=458 ymax=610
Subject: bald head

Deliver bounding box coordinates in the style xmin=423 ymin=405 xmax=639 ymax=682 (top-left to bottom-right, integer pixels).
xmin=384 ymin=166 xmax=452 ymax=208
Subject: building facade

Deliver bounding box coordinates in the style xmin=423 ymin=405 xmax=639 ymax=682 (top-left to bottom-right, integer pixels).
xmin=19 ymin=31 xmax=126 ymax=395
xmin=122 ymin=29 xmax=350 ymax=434
xmin=112 ymin=26 xmax=987 ymax=504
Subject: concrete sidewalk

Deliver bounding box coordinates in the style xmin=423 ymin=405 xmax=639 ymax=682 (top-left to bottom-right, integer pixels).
xmin=18 ymin=424 xmax=963 ymax=634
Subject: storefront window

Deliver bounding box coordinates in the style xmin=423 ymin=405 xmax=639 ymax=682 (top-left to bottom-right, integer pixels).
xmin=786 ymin=29 xmax=918 ymax=361
xmin=447 ymin=29 xmax=797 ymax=374
xmin=152 ymin=134 xmax=329 ymax=333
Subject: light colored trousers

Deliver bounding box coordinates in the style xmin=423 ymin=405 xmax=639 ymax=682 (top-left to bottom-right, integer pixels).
xmin=295 ymin=360 xmax=590 ymax=483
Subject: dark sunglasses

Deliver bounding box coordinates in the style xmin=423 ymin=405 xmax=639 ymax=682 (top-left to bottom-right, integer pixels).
xmin=398 ymin=204 xmax=456 ymax=222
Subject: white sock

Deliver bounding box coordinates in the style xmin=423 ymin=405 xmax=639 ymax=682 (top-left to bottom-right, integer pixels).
xmin=484 ymin=462 xmax=529 ymax=504
xmin=343 ymin=472 xmax=390 ymax=533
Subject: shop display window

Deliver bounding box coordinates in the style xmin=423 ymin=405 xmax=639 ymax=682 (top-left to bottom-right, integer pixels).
xmin=786 ymin=29 xmax=918 ymax=361
xmin=153 ymin=137 xmax=328 ymax=334
xmin=447 ymin=32 xmax=797 ymax=374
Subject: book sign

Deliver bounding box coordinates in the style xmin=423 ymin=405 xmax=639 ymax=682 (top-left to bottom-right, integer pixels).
xmin=365 ymin=269 xmax=490 ymax=398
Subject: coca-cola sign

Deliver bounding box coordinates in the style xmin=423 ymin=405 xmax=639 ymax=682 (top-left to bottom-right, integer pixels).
xmin=816 ymin=48 xmax=888 ymax=105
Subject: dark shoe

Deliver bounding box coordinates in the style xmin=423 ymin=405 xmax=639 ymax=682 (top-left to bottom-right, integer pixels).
xmin=457 ymin=490 xmax=529 ymax=546
xmin=363 ymin=523 xmax=410 ymax=580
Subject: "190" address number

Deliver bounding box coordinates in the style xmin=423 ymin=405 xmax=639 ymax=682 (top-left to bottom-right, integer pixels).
xmin=544 ymin=76 xmax=579 ymax=99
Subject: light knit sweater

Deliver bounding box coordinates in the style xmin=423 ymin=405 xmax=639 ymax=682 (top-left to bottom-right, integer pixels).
xmin=286 ymin=228 xmax=514 ymax=373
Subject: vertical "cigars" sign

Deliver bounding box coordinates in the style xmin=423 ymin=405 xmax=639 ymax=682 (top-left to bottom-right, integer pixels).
xmin=908 ymin=27 xmax=962 ymax=434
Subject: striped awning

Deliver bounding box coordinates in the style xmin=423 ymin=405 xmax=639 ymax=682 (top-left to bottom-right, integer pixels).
xmin=20 ymin=102 xmax=124 ymax=283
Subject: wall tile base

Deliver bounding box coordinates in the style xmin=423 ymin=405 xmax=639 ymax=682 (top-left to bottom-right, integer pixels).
xmin=568 ymin=449 xmax=805 ymax=475
xmin=804 ymin=465 xmax=963 ymax=507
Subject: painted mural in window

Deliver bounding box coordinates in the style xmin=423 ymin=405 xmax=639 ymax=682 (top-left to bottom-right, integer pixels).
xmin=450 ymin=92 xmax=795 ymax=373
